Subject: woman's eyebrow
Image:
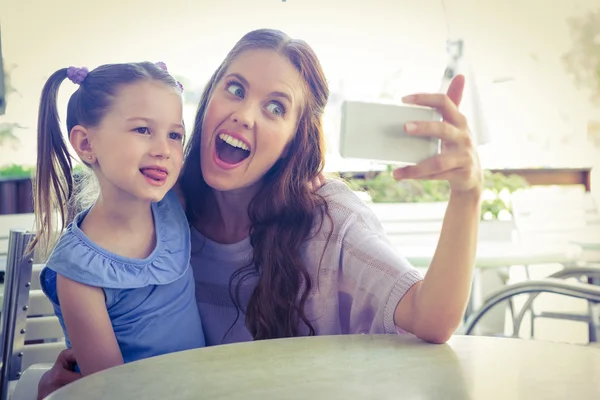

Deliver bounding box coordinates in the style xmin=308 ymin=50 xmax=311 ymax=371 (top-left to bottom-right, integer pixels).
xmin=226 ymin=73 xmax=250 ymax=88
xmin=226 ymin=72 xmax=293 ymax=104
xmin=271 ymin=91 xmax=292 ymax=104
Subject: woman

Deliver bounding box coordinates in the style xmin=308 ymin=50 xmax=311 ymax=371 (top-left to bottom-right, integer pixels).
xmin=39 ymin=28 xmax=481 ymax=398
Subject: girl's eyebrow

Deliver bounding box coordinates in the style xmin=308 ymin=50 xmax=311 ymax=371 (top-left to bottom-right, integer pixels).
xmin=126 ymin=117 xmax=184 ymax=130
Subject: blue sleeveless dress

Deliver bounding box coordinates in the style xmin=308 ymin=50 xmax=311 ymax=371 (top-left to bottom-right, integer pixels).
xmin=40 ymin=189 xmax=205 ymax=364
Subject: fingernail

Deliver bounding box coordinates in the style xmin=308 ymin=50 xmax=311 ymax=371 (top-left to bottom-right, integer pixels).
xmin=405 ymin=122 xmax=417 ymax=133
xmin=402 ymin=95 xmax=416 ymax=103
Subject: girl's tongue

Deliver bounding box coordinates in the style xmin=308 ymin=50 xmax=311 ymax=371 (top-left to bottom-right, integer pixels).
xmin=141 ymin=168 xmax=167 ymax=181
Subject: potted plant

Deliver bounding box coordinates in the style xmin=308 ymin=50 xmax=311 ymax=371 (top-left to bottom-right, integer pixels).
xmin=345 ymin=168 xmax=529 ymax=241
xmin=479 ymin=170 xmax=529 ymax=241
xmin=346 ymin=165 xmax=451 ymax=204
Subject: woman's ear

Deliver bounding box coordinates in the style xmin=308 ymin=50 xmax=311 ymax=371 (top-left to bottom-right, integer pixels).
xmin=69 ymin=125 xmax=96 ymax=164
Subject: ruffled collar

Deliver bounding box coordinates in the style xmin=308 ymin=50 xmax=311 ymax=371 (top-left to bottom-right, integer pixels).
xmin=45 ymin=190 xmax=191 ymax=289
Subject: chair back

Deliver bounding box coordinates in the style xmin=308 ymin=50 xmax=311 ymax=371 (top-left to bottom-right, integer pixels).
xmin=0 ymin=230 xmax=65 ymax=400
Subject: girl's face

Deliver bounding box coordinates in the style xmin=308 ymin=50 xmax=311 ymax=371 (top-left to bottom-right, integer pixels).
xmin=76 ymin=81 xmax=185 ymax=203
xmin=200 ymin=49 xmax=305 ymax=192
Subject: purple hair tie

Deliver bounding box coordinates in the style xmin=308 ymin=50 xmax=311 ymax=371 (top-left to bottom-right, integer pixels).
xmin=67 ymin=66 xmax=89 ymax=85
xmin=156 ymin=61 xmax=168 ymax=72
xmin=156 ymin=61 xmax=184 ymax=92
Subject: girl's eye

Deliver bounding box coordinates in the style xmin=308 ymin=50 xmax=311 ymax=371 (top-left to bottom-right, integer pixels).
xmin=266 ymin=102 xmax=285 ymax=117
xmin=134 ymin=127 xmax=150 ymax=134
xmin=226 ymin=81 xmax=245 ymax=98
xmin=169 ymin=132 xmax=183 ymax=141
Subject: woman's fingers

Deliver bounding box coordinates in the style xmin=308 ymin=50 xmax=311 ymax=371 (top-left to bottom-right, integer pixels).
xmin=402 ymin=93 xmax=467 ymax=129
xmin=405 ymin=120 xmax=469 ymax=146
xmin=402 ymin=75 xmax=467 ymax=128
xmin=446 ymin=74 xmax=465 ymax=107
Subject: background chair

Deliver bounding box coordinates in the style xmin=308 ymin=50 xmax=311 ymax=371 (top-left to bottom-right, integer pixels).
xmin=0 ymin=230 xmax=65 ymax=400
xmin=463 ymin=276 xmax=600 ymax=344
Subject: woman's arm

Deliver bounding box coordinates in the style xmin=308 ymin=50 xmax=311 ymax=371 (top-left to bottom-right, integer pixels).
xmin=393 ymin=191 xmax=480 ymax=343
xmin=37 ymin=349 xmax=81 ymax=400
xmin=57 ymin=274 xmax=124 ymax=376
xmin=391 ymin=75 xmax=483 ymax=343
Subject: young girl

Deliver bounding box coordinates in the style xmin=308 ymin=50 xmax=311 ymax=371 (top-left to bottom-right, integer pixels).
xmin=33 ymin=62 xmax=205 ymax=376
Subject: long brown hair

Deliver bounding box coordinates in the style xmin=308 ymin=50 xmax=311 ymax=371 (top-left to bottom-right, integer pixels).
xmin=31 ymin=62 xmax=181 ymax=259
xmin=180 ymin=29 xmax=330 ymax=339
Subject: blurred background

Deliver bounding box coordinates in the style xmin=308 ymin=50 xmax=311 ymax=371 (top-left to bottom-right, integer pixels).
xmin=1 ymin=0 xmax=599 ymax=191
xmin=1 ymin=0 xmax=600 ymax=346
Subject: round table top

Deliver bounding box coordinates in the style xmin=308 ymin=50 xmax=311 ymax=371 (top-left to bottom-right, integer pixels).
xmin=46 ymin=334 xmax=600 ymax=400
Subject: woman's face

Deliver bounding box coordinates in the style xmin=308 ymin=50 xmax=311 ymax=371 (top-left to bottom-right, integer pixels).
xmin=200 ymin=49 xmax=305 ymax=192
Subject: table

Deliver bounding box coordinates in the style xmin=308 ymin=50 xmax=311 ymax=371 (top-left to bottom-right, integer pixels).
xmin=46 ymin=334 xmax=600 ymax=400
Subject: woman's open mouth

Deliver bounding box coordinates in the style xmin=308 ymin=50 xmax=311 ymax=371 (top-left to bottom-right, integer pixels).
xmin=215 ymin=132 xmax=251 ymax=166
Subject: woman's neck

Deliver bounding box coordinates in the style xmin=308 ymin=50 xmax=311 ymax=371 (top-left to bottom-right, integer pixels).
xmin=196 ymin=184 xmax=260 ymax=244
xmin=81 ymin=192 xmax=156 ymax=259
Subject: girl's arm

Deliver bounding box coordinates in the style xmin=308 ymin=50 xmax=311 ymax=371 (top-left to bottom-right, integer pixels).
xmin=57 ymin=274 xmax=124 ymax=376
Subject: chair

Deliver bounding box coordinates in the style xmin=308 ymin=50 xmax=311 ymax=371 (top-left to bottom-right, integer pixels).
xmin=463 ymin=275 xmax=600 ymax=343
xmin=0 ymin=230 xmax=65 ymax=400
xmin=508 ymin=267 xmax=600 ymax=341
xmin=509 ymin=186 xmax=600 ymax=338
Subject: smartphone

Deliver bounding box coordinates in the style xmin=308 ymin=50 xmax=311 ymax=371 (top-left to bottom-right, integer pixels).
xmin=339 ymin=100 xmax=442 ymax=165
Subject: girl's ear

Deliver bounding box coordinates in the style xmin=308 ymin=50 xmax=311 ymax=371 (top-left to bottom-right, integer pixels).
xmin=69 ymin=125 xmax=96 ymax=164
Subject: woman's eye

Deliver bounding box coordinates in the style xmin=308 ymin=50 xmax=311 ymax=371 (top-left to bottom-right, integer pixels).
xmin=266 ymin=102 xmax=285 ymax=116
xmin=134 ymin=127 xmax=150 ymax=134
xmin=226 ymin=82 xmax=245 ymax=98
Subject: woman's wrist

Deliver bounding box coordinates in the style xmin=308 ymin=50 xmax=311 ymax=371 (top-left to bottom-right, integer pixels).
xmin=449 ymin=185 xmax=483 ymax=206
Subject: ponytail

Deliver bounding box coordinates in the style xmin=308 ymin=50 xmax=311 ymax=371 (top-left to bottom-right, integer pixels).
xmin=29 ymin=69 xmax=74 ymax=260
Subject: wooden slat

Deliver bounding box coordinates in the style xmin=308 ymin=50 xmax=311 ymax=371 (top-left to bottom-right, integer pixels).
xmin=31 ymin=264 xmax=44 ymax=290
xmin=21 ymin=341 xmax=67 ymax=371
xmin=25 ymin=316 xmax=63 ymax=342
xmin=28 ymin=290 xmax=55 ymax=317
xmin=490 ymin=168 xmax=591 ymax=191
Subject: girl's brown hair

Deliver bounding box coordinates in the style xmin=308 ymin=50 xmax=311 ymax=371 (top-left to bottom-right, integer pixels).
xmin=31 ymin=62 xmax=181 ymax=259
xmin=180 ymin=29 xmax=331 ymax=340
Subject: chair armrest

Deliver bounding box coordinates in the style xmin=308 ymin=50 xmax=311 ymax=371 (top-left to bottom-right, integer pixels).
xmin=463 ymin=278 xmax=600 ymax=335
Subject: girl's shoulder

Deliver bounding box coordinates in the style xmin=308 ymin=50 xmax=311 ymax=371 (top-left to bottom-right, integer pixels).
xmin=44 ymin=189 xmax=191 ymax=289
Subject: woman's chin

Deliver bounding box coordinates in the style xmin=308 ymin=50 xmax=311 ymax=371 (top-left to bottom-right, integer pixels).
xmin=201 ymin=155 xmax=268 ymax=194
xmin=203 ymin=170 xmax=264 ymax=195
xmin=201 ymin=168 xmax=240 ymax=192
